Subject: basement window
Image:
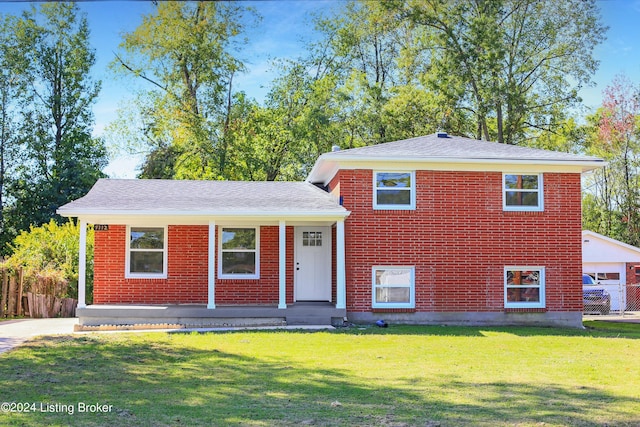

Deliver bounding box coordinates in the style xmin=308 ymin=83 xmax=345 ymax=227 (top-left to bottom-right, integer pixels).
xmin=372 ymin=266 xmax=415 ymax=309
xmin=505 ymin=267 xmax=545 ymax=309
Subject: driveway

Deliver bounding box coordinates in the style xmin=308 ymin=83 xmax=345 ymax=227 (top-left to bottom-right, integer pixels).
xmin=584 ymin=312 xmax=640 ymax=323
xmin=0 ymin=318 xmax=78 ymax=354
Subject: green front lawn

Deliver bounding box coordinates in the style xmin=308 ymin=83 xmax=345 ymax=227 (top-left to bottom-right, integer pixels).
xmin=1 ymin=321 xmax=639 ymax=426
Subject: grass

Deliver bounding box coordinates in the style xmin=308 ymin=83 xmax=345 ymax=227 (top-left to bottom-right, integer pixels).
xmin=0 ymin=321 xmax=638 ymax=426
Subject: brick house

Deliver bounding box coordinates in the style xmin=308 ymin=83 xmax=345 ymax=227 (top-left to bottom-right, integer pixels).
xmin=58 ymin=133 xmax=604 ymax=327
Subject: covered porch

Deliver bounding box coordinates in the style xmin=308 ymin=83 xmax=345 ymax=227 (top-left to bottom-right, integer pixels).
xmin=57 ymin=180 xmax=350 ymax=327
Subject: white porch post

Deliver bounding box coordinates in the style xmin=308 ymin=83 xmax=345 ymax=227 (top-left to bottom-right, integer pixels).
xmin=278 ymin=220 xmax=287 ymax=309
xmin=77 ymin=220 xmax=87 ymax=309
xmin=336 ymin=219 xmax=346 ymax=309
xmin=207 ymin=220 xmax=216 ymax=309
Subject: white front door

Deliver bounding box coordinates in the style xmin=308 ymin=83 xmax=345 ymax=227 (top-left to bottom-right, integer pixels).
xmin=295 ymin=226 xmax=332 ymax=301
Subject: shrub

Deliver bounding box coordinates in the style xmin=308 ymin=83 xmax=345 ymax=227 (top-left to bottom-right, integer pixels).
xmin=6 ymin=220 xmax=94 ymax=302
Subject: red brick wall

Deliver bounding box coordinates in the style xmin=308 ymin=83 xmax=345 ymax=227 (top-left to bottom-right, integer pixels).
xmin=93 ymin=225 xmax=294 ymax=305
xmin=336 ymin=169 xmax=583 ymax=313
xmin=93 ymin=170 xmax=583 ymax=312
xmin=627 ymin=263 xmax=640 ymax=310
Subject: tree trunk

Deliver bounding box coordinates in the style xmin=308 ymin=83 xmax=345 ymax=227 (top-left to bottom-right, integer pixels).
xmin=496 ymin=100 xmax=504 ymax=144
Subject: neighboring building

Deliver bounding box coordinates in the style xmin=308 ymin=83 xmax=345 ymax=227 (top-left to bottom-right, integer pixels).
xmin=58 ymin=133 xmax=604 ymax=328
xmin=582 ymin=230 xmax=640 ymax=312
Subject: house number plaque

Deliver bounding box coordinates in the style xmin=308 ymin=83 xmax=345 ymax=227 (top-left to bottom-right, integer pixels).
xmin=94 ymin=224 xmax=109 ymax=231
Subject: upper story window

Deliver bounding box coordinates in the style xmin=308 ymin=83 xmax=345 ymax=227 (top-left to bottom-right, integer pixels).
xmin=504 ymin=267 xmax=545 ymax=309
xmin=127 ymin=226 xmax=167 ymax=278
xmin=219 ymin=227 xmax=259 ymax=279
xmin=374 ymin=171 xmax=416 ymax=210
xmin=503 ymin=174 xmax=543 ymax=211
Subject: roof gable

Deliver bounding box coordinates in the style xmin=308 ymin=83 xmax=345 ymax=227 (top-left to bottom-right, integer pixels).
xmin=582 ymin=230 xmax=640 ymax=263
xmin=307 ymin=133 xmax=605 ymax=185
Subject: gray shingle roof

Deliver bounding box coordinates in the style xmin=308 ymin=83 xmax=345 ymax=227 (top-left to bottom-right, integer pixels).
xmin=307 ymin=133 xmax=604 ymax=184
xmin=325 ymin=133 xmax=602 ymax=162
xmin=58 ymin=179 xmax=347 ymax=217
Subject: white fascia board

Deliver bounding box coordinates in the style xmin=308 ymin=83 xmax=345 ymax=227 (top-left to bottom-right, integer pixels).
xmin=63 ymin=211 xmax=350 ymax=227
xmin=59 ymin=209 xmax=350 ymax=218
xmin=308 ymin=157 xmax=606 ymax=185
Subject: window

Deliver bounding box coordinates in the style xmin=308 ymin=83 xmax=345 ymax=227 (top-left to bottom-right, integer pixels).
xmin=503 ymin=174 xmax=543 ymax=211
xmin=219 ymin=227 xmax=259 ymax=279
xmin=303 ymin=231 xmax=322 ymax=247
xmin=584 ymin=272 xmax=620 ymax=284
xmin=596 ymin=272 xmax=620 ymax=283
xmin=127 ymin=227 xmax=167 ymax=278
xmin=372 ymin=266 xmax=415 ymax=308
xmin=505 ymin=267 xmax=545 ymax=308
xmin=374 ymin=171 xmax=416 ymax=210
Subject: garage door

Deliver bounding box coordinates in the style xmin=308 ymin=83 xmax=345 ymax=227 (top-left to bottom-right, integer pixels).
xmin=583 ymin=263 xmax=626 ymax=312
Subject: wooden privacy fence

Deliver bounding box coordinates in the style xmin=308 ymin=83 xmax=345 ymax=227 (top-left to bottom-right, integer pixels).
xmin=0 ymin=267 xmax=77 ymax=318
xmin=0 ymin=268 xmax=24 ymax=318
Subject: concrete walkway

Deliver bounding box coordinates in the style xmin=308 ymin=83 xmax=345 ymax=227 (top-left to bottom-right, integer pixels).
xmin=0 ymin=318 xmax=78 ymax=354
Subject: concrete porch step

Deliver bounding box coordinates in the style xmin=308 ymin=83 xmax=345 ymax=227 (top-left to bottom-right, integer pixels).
xmin=77 ymin=303 xmax=347 ymax=328
xmin=286 ymin=315 xmax=338 ymax=326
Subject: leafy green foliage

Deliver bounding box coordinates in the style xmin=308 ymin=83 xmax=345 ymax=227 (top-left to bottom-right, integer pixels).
xmin=16 ymin=3 xmax=106 ymax=225
xmin=112 ymin=0 xmax=606 ymax=182
xmin=112 ymin=1 xmax=257 ymax=180
xmin=0 ymin=13 xmax=30 ymax=252
xmin=394 ymin=0 xmax=606 ymax=144
xmin=582 ymin=75 xmax=640 ymax=246
xmin=6 ymin=220 xmax=94 ymax=301
xmin=0 ymin=3 xmax=106 ymax=253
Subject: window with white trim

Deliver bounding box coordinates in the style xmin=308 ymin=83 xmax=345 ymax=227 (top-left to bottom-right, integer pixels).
xmin=127 ymin=226 xmax=167 ymax=278
xmin=372 ymin=266 xmax=415 ymax=308
xmin=503 ymin=174 xmax=543 ymax=211
xmin=374 ymin=171 xmax=416 ymax=210
xmin=504 ymin=267 xmax=545 ymax=309
xmin=219 ymin=227 xmax=259 ymax=279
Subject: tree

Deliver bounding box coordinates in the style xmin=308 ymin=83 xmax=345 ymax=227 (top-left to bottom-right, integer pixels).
xmin=0 ymin=14 xmax=28 ymax=251
xmin=308 ymin=1 xmax=445 ymax=146
xmin=240 ymin=61 xmax=342 ymax=181
xmin=112 ymin=1 xmax=256 ymax=180
xmin=396 ymin=0 xmax=607 ymax=144
xmin=8 ymin=2 xmax=106 ymax=232
xmin=243 ymin=0 xmax=443 ymax=174
xmin=583 ymin=75 xmax=640 ymax=245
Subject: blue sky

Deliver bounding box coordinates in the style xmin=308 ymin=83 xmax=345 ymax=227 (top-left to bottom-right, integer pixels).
xmin=2 ymin=0 xmax=640 ymax=178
